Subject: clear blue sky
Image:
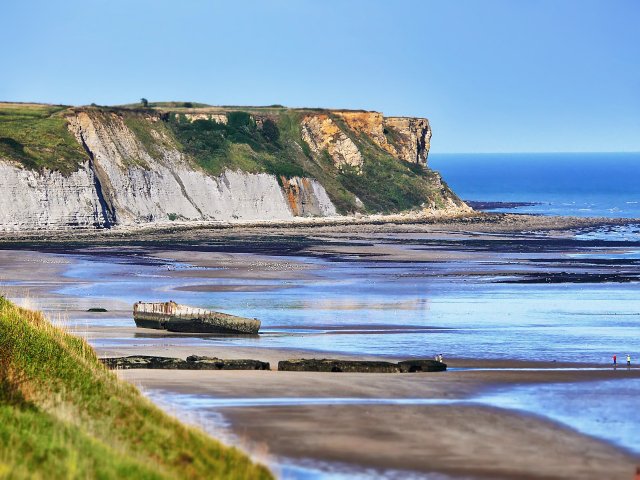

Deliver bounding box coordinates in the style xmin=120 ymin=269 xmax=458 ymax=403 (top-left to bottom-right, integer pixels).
xmin=1 ymin=0 xmax=638 ymax=153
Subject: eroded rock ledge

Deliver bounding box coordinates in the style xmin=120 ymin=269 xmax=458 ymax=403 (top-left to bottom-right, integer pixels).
xmin=278 ymin=358 xmax=447 ymax=373
xmin=100 ymin=355 xmax=270 ymax=370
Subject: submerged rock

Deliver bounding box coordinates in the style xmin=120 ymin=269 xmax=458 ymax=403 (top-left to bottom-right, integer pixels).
xmin=278 ymin=358 xmax=447 ymax=373
xmin=100 ymin=355 xmax=270 ymax=370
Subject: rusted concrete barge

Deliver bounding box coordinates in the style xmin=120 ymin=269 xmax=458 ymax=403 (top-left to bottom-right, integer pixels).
xmin=133 ymin=301 xmax=261 ymax=334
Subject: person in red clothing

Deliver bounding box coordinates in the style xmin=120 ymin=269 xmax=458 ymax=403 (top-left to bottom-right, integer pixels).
xmin=613 ymin=354 xmax=617 ymax=366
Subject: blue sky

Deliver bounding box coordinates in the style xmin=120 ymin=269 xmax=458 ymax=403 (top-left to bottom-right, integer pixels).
xmin=1 ymin=0 xmax=638 ymax=153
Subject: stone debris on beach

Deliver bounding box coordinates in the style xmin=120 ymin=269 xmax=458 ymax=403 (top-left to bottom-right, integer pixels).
xmin=278 ymin=358 xmax=447 ymax=373
xmin=100 ymin=356 xmax=447 ymax=373
xmin=100 ymin=355 xmax=270 ymax=370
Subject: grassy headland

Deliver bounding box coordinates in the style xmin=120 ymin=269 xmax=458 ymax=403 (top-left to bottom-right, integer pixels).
xmin=0 ymin=101 xmax=461 ymax=215
xmin=0 ymin=297 xmax=271 ymax=479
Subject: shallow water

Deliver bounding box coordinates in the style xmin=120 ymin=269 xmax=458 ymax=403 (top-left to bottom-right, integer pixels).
xmin=56 ymin=250 xmax=640 ymax=364
xmin=476 ymin=378 xmax=640 ymax=454
xmin=158 ymin=379 xmax=640 ymax=455
xmin=144 ymin=375 xmax=640 ymax=478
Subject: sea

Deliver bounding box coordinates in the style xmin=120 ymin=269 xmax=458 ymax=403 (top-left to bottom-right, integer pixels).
xmin=429 ymin=152 xmax=640 ymax=218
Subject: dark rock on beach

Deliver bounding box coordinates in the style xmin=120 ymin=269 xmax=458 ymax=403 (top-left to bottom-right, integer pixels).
xmin=278 ymin=358 xmax=400 ymax=373
xmin=101 ymin=355 xmax=184 ymax=369
xmin=100 ymin=355 xmax=270 ymax=370
xmin=496 ymin=272 xmax=640 ymax=284
xmin=397 ymin=359 xmax=448 ymax=372
xmin=186 ymin=355 xmax=270 ymax=370
xmin=278 ymin=358 xmax=447 ymax=373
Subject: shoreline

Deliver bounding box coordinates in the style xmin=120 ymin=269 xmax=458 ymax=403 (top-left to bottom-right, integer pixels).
xmin=0 ymin=212 xmax=639 ymax=247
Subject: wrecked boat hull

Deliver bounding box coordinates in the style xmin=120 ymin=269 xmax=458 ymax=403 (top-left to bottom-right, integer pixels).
xmin=133 ymin=301 xmax=261 ymax=334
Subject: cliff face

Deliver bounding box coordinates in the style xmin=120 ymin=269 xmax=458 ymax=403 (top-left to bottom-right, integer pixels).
xmin=65 ymin=111 xmax=307 ymax=227
xmin=0 ymin=103 xmax=466 ymax=231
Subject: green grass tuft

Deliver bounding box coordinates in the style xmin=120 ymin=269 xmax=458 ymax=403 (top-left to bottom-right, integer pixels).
xmin=0 ymin=296 xmax=272 ymax=479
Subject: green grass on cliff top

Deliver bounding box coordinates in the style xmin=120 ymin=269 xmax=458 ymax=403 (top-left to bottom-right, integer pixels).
xmin=0 ymin=103 xmax=86 ymax=175
xmin=0 ymin=296 xmax=271 ymax=480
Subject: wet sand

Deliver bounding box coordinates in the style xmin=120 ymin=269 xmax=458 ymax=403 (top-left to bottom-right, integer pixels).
xmin=225 ymin=405 xmax=634 ymax=480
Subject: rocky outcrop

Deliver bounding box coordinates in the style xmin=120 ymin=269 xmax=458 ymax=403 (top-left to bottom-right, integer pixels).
xmin=100 ymin=355 xmax=270 ymax=370
xmin=182 ymin=113 xmax=227 ymax=124
xmin=278 ymin=358 xmax=447 ymax=373
xmin=383 ymin=117 xmax=431 ymax=164
xmin=332 ymin=112 xmax=431 ymax=165
xmin=397 ymin=359 xmax=448 ymax=372
xmin=300 ymin=114 xmax=363 ymax=170
xmin=281 ymin=176 xmax=337 ymax=216
xmin=334 ymin=111 xmax=395 ymax=156
xmin=186 ymin=355 xmax=270 ymax=370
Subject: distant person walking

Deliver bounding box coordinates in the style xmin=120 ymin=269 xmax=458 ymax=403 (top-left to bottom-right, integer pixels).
xmin=627 ymin=355 xmax=631 ymax=367
xmin=613 ymin=355 xmax=617 ymax=366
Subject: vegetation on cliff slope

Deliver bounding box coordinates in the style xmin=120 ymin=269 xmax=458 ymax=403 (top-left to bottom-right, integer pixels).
xmin=166 ymin=109 xmax=453 ymax=213
xmin=0 ymin=296 xmax=271 ymax=479
xmin=168 ymin=111 xmax=307 ymax=180
xmin=0 ymin=103 xmax=85 ymax=175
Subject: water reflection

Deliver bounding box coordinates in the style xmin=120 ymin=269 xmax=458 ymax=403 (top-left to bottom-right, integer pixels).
xmin=54 ymin=250 xmax=640 ymax=364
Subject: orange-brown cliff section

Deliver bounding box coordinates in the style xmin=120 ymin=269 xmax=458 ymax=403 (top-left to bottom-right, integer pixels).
xmin=299 ymin=110 xmax=432 ymax=171
xmin=279 ymin=176 xmax=338 ymax=217
xmin=300 ymin=114 xmax=364 ymax=170
xmin=333 ymin=111 xmax=396 ymax=157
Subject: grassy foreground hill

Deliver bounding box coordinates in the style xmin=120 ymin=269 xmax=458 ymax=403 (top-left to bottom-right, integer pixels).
xmin=0 ymin=297 xmax=271 ymax=479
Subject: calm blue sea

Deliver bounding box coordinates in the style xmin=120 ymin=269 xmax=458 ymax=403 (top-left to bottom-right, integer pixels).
xmin=429 ymin=152 xmax=640 ymax=217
